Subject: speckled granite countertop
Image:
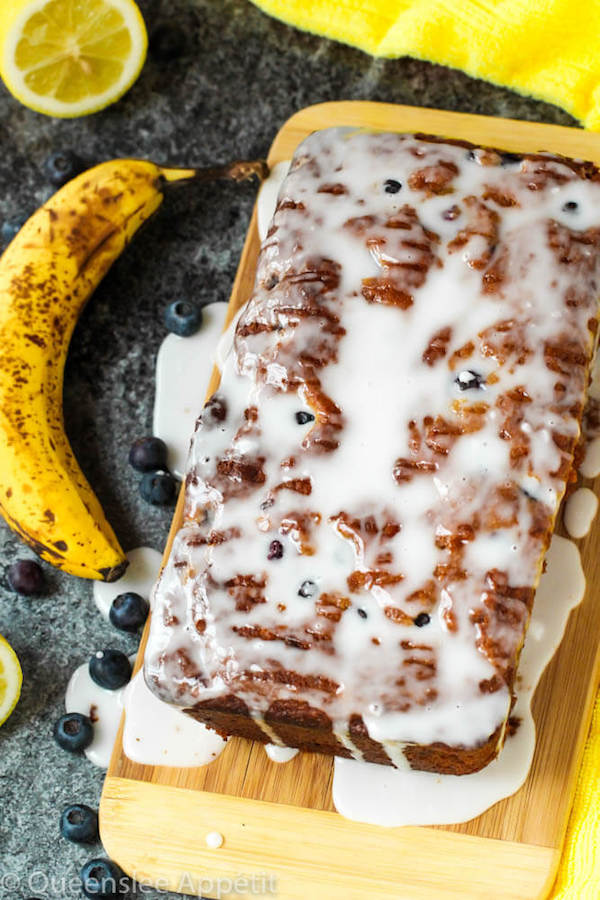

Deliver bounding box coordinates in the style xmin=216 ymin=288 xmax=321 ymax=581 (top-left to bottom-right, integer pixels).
xmin=0 ymin=1 xmax=578 ymax=897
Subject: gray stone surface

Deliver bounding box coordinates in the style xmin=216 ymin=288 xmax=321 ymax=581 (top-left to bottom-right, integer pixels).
xmin=0 ymin=0 xmax=579 ymax=897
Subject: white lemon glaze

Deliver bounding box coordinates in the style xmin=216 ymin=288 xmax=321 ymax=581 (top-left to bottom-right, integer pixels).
xmin=147 ymin=130 xmax=600 ymax=763
xmin=153 ymin=303 xmax=228 ymax=477
xmin=563 ymin=487 xmax=598 ymax=539
xmin=93 ymin=546 xmax=162 ymax=619
xmin=332 ymin=534 xmax=585 ymax=825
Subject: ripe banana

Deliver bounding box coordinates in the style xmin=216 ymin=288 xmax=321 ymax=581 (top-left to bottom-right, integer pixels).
xmin=0 ymin=157 xmax=267 ymax=581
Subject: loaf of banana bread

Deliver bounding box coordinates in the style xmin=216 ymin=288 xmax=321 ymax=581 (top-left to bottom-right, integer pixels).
xmin=145 ymin=128 xmax=600 ymax=774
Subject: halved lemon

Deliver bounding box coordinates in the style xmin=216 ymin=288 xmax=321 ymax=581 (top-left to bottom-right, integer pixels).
xmin=0 ymin=634 xmax=22 ymax=727
xmin=0 ymin=0 xmax=147 ymax=117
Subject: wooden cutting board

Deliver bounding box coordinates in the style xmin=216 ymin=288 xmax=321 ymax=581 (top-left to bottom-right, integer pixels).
xmin=100 ymin=102 xmax=600 ymax=900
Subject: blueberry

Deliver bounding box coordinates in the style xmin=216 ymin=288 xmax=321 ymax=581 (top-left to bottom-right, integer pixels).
xmin=139 ymin=470 xmax=178 ymax=505
xmin=128 ymin=435 xmax=168 ymax=472
xmin=89 ymin=649 xmax=131 ymax=690
xmin=520 ymin=485 xmax=539 ymax=501
xmin=357 ymin=607 xmax=368 ymax=619
xmin=164 ymin=299 xmax=203 ymax=336
xmin=1 ymin=213 xmax=28 ymax=245
xmin=149 ymin=23 xmax=187 ymax=61
xmin=53 ymin=713 xmax=94 ymax=753
xmin=43 ymin=150 xmax=86 ymax=187
xmin=7 ymin=559 xmax=45 ymax=595
xmin=268 ymin=540 xmax=284 ymax=560
xmin=500 ymin=152 xmax=522 ymax=166
xmin=298 ymin=580 xmax=317 ymax=598
xmin=384 ymin=179 xmax=402 ymax=194
xmin=295 ymin=411 xmax=315 ymax=425
xmin=80 ymin=858 xmax=128 ymax=899
xmin=109 ymin=592 xmax=149 ymax=633
xmin=455 ymin=369 xmax=485 ymax=391
xmin=414 ymin=612 xmax=431 ymax=627
xmin=60 ymin=804 xmax=99 ymax=844
xmin=442 ymin=205 xmax=460 ymax=221
xmin=562 ymin=200 xmax=578 ymax=212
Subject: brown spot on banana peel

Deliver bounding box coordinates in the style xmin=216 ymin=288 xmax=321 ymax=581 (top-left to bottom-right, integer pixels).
xmin=0 ymin=503 xmax=128 ymax=581
xmin=75 ymin=225 xmax=120 ymax=277
xmin=100 ymin=559 xmax=129 ymax=582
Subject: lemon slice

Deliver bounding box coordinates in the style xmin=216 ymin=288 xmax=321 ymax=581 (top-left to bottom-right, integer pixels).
xmin=0 ymin=0 xmax=147 ymax=117
xmin=0 ymin=634 xmax=22 ymax=726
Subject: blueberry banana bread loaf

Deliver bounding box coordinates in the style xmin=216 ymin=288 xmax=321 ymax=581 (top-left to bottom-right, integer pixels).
xmin=145 ymin=128 xmax=600 ymax=774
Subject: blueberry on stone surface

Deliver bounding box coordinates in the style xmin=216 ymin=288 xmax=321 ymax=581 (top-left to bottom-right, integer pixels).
xmin=149 ymin=23 xmax=187 ymax=61
xmin=53 ymin=713 xmax=94 ymax=753
xmin=384 ymin=178 xmax=401 ymax=194
xmin=164 ymin=299 xmax=203 ymax=336
xmin=89 ymin=649 xmax=131 ymax=690
xmin=139 ymin=470 xmax=177 ymax=505
xmin=562 ymin=200 xmax=579 ymax=212
xmin=81 ymin=858 xmax=128 ymax=899
xmin=7 ymin=558 xmax=45 ymax=595
xmin=43 ymin=150 xmax=86 ymax=186
xmin=268 ymin=540 xmax=284 ymax=560
xmin=1 ymin=214 xmax=28 ymax=244
xmin=295 ymin=411 xmax=315 ymax=425
xmin=60 ymin=804 xmax=99 ymax=844
xmin=414 ymin=612 xmax=431 ymax=627
xmin=455 ymin=369 xmax=485 ymax=391
xmin=298 ymin=580 xmax=317 ymax=598
xmin=109 ymin=592 xmax=149 ymax=633
xmin=128 ymin=435 xmax=168 ymax=472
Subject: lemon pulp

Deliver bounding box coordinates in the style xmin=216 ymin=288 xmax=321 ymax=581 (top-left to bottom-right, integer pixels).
xmin=0 ymin=635 xmax=22 ymax=727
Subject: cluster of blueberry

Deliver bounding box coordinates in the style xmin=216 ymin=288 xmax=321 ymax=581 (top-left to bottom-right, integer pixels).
xmin=51 ymin=646 xmax=135 ymax=896
xmin=7 ymin=556 xmax=148 ymax=896
xmin=8 ymin=560 xmax=149 ymax=633
xmin=128 ymin=435 xmax=178 ymax=506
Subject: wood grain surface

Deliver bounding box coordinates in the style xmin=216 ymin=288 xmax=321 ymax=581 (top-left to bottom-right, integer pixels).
xmin=100 ymin=102 xmax=600 ymax=900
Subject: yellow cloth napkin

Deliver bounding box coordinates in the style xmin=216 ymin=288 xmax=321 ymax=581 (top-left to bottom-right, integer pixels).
xmin=250 ymin=8 xmax=600 ymax=893
xmin=250 ymin=0 xmax=600 ymax=130
xmin=551 ymin=693 xmax=600 ymax=898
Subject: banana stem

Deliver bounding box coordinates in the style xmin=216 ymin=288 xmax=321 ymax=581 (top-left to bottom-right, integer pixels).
xmin=159 ymin=159 xmax=270 ymax=187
